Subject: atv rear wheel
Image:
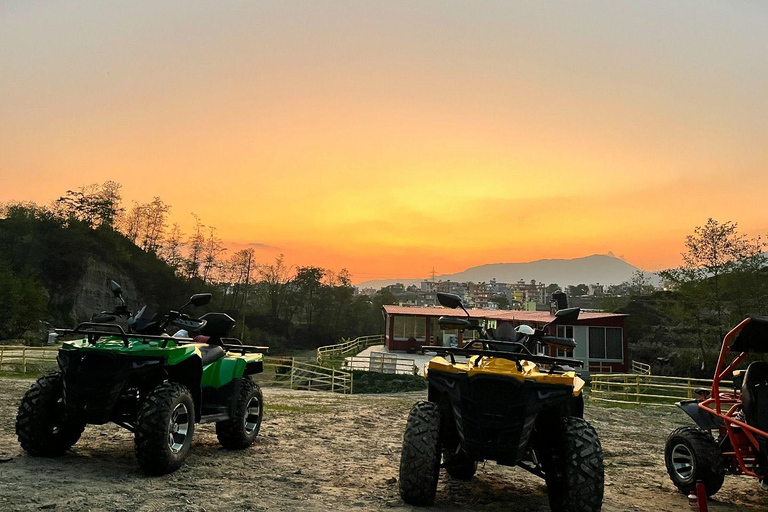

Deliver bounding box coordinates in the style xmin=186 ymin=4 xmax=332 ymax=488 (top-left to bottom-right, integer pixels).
xmin=216 ymin=378 xmax=263 ymax=449
xmin=444 ymin=449 xmax=477 ymax=480
xmin=540 ymin=416 xmax=604 ymax=512
xmin=135 ymin=382 xmax=195 ymax=475
xmin=664 ymin=426 xmax=725 ymax=497
xmin=16 ymin=372 xmax=84 ymax=457
xmin=399 ymin=401 xmax=442 ymax=505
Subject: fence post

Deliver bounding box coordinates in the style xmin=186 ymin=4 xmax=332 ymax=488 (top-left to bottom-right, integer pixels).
xmin=332 ymin=369 xmax=336 ymax=393
xmin=289 ymin=358 xmax=295 ymax=390
xmin=22 ymin=347 xmax=27 ymax=374
xmin=687 ymin=378 xmax=692 ymax=399
xmin=0 ymin=347 xmax=3 ymax=370
xmin=636 ymin=375 xmax=640 ymax=403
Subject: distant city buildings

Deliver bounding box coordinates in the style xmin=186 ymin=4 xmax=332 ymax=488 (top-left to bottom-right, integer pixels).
xmin=357 ymin=275 xmax=659 ymax=311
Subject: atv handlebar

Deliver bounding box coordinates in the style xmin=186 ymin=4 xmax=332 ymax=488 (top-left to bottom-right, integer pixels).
xmin=421 ymin=345 xmax=583 ymax=368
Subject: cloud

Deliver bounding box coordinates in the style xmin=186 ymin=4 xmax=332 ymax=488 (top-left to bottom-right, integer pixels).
xmin=248 ymin=242 xmax=275 ymax=249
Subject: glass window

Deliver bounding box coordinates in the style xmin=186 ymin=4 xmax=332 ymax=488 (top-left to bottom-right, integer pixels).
xmin=606 ymin=328 xmax=623 ymax=360
xmin=589 ymin=327 xmax=606 ymax=359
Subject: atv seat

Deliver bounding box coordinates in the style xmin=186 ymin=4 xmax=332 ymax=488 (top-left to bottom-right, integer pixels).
xmin=742 ymin=361 xmax=768 ymax=434
xmin=194 ymin=343 xmax=226 ymax=366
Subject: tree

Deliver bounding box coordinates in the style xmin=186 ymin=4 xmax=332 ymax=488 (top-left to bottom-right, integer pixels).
xmin=568 ymin=284 xmax=588 ymax=297
xmin=546 ymin=283 xmax=561 ymax=296
xmin=680 ymin=218 xmax=762 ymax=335
xmin=257 ymin=254 xmax=292 ymax=320
xmin=491 ymin=295 xmax=510 ymax=310
xmin=161 ymin=223 xmax=186 ymax=273
xmin=200 ymin=226 xmax=226 ymax=283
xmin=54 ymin=181 xmax=124 ymax=228
xmin=185 ymin=214 xmax=206 ymax=280
xmin=0 ymin=260 xmax=49 ymax=339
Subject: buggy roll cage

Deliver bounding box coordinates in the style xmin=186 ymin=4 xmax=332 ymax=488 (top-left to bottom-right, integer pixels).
xmin=697 ymin=317 xmax=768 ymax=478
xmin=55 ymin=322 xmax=268 ymax=355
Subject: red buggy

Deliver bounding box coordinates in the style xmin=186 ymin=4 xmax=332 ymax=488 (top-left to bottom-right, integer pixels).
xmin=665 ymin=316 xmax=768 ymax=496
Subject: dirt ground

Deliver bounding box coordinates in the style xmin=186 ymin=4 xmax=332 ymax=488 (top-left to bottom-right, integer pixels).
xmin=1 ymin=377 xmax=767 ymax=512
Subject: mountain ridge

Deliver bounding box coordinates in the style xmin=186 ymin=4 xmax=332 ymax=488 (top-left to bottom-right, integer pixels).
xmin=357 ymin=253 xmax=654 ymax=289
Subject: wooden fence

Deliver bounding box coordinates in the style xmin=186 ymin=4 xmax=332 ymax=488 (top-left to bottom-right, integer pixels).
xmin=341 ymin=354 xmax=418 ymax=375
xmin=255 ymin=357 xmax=353 ymax=394
xmin=589 ymin=373 xmax=731 ymax=406
xmin=631 ymin=360 xmax=652 ymax=375
xmin=0 ymin=347 xmax=354 ymax=394
xmin=316 ymin=334 xmax=384 ymax=365
xmin=0 ymin=346 xmax=58 ymax=374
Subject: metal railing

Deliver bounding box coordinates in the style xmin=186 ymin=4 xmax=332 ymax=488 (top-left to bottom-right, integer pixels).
xmin=255 ymin=357 xmax=353 ymax=394
xmin=590 ymin=373 xmax=731 ymax=406
xmin=341 ymin=354 xmax=417 ymax=375
xmin=316 ymin=334 xmax=384 ymax=365
xmin=631 ymin=360 xmax=652 ymax=375
xmin=0 ymin=346 xmax=58 ymax=374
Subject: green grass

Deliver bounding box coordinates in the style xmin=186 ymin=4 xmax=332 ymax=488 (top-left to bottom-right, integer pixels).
xmin=0 ymin=371 xmax=38 ymax=379
xmin=351 ymin=371 xmax=428 ymax=394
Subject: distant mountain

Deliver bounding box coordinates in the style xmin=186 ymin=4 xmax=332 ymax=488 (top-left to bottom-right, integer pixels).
xmin=358 ymin=253 xmax=656 ymax=289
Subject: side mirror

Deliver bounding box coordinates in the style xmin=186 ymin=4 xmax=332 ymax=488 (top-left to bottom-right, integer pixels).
xmin=110 ymin=280 xmax=123 ymax=297
xmin=550 ymin=307 xmax=580 ymax=326
xmin=437 ymin=292 xmax=463 ymax=309
xmin=189 ymin=293 xmax=212 ymax=307
xmin=438 ymin=316 xmax=479 ymax=331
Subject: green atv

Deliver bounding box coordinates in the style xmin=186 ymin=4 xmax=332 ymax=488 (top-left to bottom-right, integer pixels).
xmin=399 ymin=292 xmax=604 ymax=512
xmin=16 ymin=281 xmax=267 ymax=475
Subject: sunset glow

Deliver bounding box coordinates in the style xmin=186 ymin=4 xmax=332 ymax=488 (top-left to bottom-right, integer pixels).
xmin=2 ymin=1 xmax=766 ymax=282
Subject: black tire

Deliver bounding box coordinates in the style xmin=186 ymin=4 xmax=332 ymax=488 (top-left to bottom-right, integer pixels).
xmin=15 ymin=372 xmax=84 ymax=457
xmin=444 ymin=450 xmax=477 ymax=480
xmin=216 ymin=378 xmax=263 ymax=449
xmin=540 ymin=417 xmax=604 ymax=512
xmin=134 ymin=382 xmax=195 ymax=475
xmin=399 ymin=401 xmax=442 ymax=506
xmin=664 ymin=426 xmax=725 ymax=497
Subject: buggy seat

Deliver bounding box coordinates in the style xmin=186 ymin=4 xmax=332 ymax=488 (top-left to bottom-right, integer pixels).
xmin=742 ymin=361 xmax=768 ymax=434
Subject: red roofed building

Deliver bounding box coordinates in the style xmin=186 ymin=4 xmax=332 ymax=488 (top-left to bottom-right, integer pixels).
xmin=382 ymin=305 xmax=629 ymax=373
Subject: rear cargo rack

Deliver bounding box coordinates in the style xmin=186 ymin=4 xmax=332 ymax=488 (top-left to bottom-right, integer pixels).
xmin=55 ymin=323 xmax=267 ymax=353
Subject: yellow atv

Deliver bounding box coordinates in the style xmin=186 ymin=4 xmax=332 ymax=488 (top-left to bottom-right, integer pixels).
xmin=398 ymin=293 xmax=604 ymax=512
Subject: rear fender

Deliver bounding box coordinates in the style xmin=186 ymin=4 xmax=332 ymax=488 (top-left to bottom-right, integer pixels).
xmin=676 ymin=400 xmax=725 ymax=431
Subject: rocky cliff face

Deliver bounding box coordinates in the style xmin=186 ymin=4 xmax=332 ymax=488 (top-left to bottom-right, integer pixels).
xmin=67 ymin=258 xmax=143 ymax=322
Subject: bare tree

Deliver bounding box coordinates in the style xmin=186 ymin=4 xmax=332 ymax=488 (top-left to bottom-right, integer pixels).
xmin=185 ymin=213 xmax=206 ymax=280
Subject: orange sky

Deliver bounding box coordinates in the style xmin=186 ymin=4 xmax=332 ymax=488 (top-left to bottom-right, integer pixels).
xmin=1 ymin=1 xmax=767 ymax=283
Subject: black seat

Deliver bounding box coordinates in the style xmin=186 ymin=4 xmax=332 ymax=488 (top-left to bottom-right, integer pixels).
xmin=742 ymin=362 xmax=768 ymax=433
xmin=195 ymin=343 xmax=225 ymax=366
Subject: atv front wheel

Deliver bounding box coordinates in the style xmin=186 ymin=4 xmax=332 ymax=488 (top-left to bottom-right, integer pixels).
xmin=399 ymin=401 xmax=442 ymax=506
xmin=135 ymin=382 xmax=195 ymax=475
xmin=216 ymin=378 xmax=263 ymax=449
xmin=664 ymin=426 xmax=725 ymax=497
xmin=541 ymin=416 xmax=604 ymax=512
xmin=16 ymin=372 xmax=84 ymax=456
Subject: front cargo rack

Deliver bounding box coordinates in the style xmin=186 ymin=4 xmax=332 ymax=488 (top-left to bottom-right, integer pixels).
xmin=421 ymin=341 xmax=583 ymax=368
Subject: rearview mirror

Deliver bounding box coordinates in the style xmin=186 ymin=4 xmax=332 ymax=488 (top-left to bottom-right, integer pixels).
xmin=110 ymin=280 xmax=122 ymax=297
xmin=437 ymin=292 xmax=463 ymax=309
xmin=550 ymin=307 xmax=580 ymax=326
xmin=438 ymin=316 xmax=479 ymax=331
xmin=189 ymin=293 xmax=212 ymax=307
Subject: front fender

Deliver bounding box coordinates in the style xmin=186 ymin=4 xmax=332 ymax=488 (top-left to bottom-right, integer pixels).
xmin=676 ymin=400 xmax=725 ymax=431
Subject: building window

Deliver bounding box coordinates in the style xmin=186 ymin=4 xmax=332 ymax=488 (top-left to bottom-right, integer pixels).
xmin=588 ymin=327 xmax=623 ymax=361
xmin=555 ymin=325 xmax=574 ymax=357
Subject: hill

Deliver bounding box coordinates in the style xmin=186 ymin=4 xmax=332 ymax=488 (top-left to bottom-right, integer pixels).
xmin=358 ymin=253 xmax=653 ymax=289
xmin=0 ymin=206 xmax=206 ymax=336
